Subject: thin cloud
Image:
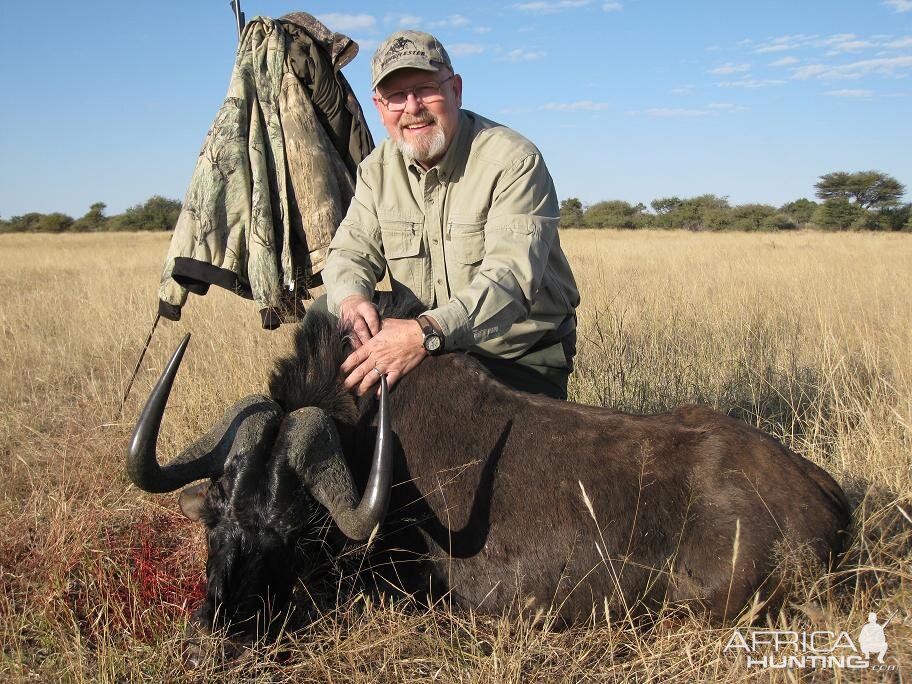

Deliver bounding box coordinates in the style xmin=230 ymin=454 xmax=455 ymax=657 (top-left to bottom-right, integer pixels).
xmin=827 ymin=40 xmax=875 ymax=53
xmin=885 ymin=36 xmax=912 ymax=49
xmin=429 ymin=14 xmax=471 ymax=28
xmin=770 ymin=56 xmax=799 ymax=66
xmin=792 ymin=55 xmax=912 ymax=79
xmin=506 ymin=48 xmax=547 ymax=60
xmin=396 ymin=14 xmax=422 ymax=27
xmin=706 ymin=102 xmax=748 ymax=111
xmin=318 ymin=13 xmax=376 ymax=32
xmin=448 ymin=43 xmax=486 ymax=57
xmin=709 ymin=62 xmax=751 ymax=75
xmin=746 ymin=32 xmax=898 ymax=57
xmin=355 ymin=38 xmax=379 ymax=52
xmin=474 ymin=26 xmax=493 ymax=33
xmin=824 ymin=89 xmax=874 ymax=97
xmin=644 ymin=108 xmax=712 ymax=117
xmin=603 ymin=2 xmax=623 ymax=11
xmin=541 ymin=100 xmax=611 ymax=111
xmin=820 ymin=33 xmax=858 ymax=45
xmin=636 ymin=103 xmax=748 ymax=117
xmin=715 ymin=78 xmax=787 ymax=88
xmin=512 ymin=0 xmax=591 ymax=14
xmin=884 ymin=0 xmax=912 ymax=11
xmin=670 ymin=84 xmax=695 ymax=94
xmin=753 ymin=34 xmax=818 ymax=53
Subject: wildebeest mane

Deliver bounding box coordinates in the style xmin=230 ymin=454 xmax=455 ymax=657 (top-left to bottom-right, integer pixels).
xmin=267 ymin=293 xmax=425 ymax=423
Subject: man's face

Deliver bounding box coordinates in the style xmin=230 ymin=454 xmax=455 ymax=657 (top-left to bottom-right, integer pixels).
xmin=372 ymin=68 xmax=463 ymax=169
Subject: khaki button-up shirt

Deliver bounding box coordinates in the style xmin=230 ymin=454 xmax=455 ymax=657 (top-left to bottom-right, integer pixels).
xmin=323 ymin=109 xmax=579 ymax=359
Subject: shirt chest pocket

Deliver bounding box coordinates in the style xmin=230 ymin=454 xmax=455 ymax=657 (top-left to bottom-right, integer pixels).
xmin=380 ymin=220 xmax=422 ymax=259
xmin=446 ymin=217 xmax=486 ymax=265
xmin=378 ymin=216 xmax=430 ymax=303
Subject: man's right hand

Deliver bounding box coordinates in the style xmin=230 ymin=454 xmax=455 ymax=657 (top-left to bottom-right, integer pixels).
xmin=338 ymin=294 xmax=381 ymax=348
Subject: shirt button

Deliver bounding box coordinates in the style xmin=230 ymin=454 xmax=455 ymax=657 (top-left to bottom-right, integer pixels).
xmin=436 ymin=278 xmax=443 ymax=285
xmin=431 ymin=237 xmax=439 ymax=245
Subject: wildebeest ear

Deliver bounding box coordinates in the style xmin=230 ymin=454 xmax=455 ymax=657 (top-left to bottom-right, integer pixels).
xmin=178 ymin=482 xmax=210 ymax=522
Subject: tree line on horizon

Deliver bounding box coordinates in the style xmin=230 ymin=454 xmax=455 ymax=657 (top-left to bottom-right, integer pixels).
xmin=0 ymin=196 xmax=182 ymax=234
xmin=1 ymin=171 xmax=908 ymax=235
xmin=560 ymin=170 xmax=910 ymax=232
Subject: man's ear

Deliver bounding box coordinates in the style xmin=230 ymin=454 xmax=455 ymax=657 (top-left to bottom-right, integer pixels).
xmin=452 ymin=74 xmax=463 ymax=109
xmin=178 ymin=482 xmax=211 ymax=522
xmin=371 ymin=93 xmax=385 ymax=118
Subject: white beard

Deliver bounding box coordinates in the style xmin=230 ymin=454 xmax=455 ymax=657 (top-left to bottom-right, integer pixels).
xmin=394 ymin=125 xmax=447 ymax=164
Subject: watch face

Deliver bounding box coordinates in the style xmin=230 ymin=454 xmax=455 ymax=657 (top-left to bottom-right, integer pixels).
xmin=425 ymin=334 xmax=442 ymax=352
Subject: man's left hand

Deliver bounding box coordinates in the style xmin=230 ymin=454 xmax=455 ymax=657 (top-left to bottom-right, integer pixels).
xmin=341 ymin=318 xmax=426 ymax=395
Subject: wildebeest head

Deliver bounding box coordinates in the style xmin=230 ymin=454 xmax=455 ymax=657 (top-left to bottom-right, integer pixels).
xmin=126 ymin=317 xmax=393 ymax=638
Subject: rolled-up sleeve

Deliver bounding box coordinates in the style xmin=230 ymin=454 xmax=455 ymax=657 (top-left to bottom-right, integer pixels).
xmin=323 ymin=164 xmax=386 ymax=315
xmin=425 ymin=153 xmax=559 ymax=350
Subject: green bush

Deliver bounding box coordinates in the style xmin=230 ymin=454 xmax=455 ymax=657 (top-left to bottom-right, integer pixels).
xmin=3 ymin=212 xmax=75 ymax=232
xmin=812 ymin=198 xmax=867 ymax=231
xmin=559 ymin=197 xmax=583 ymax=229
xmin=729 ymin=204 xmax=777 ymax=231
xmin=876 ymin=203 xmax=911 ymax=232
xmin=762 ymin=213 xmax=797 ymax=230
xmin=583 ymin=200 xmax=646 ymax=229
xmin=39 ymin=213 xmax=74 ymax=232
xmin=72 ymin=202 xmax=108 ymax=232
xmin=779 ymin=198 xmax=817 ymax=226
xmin=654 ymin=195 xmax=731 ymax=231
xmin=107 ymin=196 xmax=181 ymax=232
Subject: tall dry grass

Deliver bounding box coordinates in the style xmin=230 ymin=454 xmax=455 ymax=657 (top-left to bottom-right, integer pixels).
xmin=0 ymin=229 xmax=909 ymax=682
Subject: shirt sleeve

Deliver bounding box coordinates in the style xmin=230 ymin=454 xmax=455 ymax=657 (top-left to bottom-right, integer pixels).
xmin=322 ymin=163 xmax=386 ymax=315
xmin=424 ymin=153 xmax=559 ymax=350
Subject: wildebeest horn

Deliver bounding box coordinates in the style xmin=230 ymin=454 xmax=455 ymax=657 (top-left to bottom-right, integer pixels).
xmin=276 ymin=376 xmax=393 ymax=540
xmin=127 ymin=333 xmax=283 ymax=493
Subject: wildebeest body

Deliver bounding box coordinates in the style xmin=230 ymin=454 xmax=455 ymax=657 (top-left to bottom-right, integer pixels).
xmin=128 ymin=296 xmax=851 ymax=635
xmin=331 ymin=352 xmax=848 ymax=621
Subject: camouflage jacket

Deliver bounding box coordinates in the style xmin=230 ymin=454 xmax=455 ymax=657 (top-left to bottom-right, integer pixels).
xmin=158 ymin=13 xmax=373 ymax=329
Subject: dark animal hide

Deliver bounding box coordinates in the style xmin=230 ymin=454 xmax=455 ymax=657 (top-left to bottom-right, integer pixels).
xmin=131 ymin=293 xmax=851 ymax=637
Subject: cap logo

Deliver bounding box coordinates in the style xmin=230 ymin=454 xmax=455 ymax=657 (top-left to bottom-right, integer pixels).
xmin=381 ymin=37 xmax=427 ymax=68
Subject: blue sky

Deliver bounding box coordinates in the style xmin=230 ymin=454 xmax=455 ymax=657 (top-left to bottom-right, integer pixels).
xmin=1 ymin=0 xmax=910 ymax=218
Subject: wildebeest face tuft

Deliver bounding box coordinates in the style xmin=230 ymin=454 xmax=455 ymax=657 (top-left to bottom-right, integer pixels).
xmin=194 ymin=520 xmax=296 ymax=636
xmin=179 ymin=472 xmax=322 ymax=637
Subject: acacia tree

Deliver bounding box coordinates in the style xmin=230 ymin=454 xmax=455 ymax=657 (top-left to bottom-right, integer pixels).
xmin=559 ymin=197 xmax=583 ymax=229
xmin=814 ymin=171 xmax=905 ymax=209
xmin=73 ymin=202 xmax=108 ymax=232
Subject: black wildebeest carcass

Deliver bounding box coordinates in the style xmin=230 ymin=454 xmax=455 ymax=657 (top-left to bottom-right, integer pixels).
xmin=127 ymin=299 xmax=850 ymax=637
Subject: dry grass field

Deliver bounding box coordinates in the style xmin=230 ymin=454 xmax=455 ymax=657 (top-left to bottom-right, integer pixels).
xmin=1 ymin=229 xmax=910 ymax=682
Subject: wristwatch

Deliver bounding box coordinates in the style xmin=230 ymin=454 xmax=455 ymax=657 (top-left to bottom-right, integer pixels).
xmin=417 ymin=315 xmax=444 ymax=355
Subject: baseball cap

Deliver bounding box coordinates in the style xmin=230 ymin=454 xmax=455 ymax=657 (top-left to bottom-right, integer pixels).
xmin=370 ymin=30 xmax=452 ymax=90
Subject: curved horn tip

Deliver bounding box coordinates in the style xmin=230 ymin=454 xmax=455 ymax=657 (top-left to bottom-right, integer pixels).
xmin=125 ymin=332 xmax=194 ymax=493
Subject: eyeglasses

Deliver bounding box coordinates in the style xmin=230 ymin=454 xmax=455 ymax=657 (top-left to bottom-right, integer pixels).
xmin=377 ymin=75 xmax=455 ymax=112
